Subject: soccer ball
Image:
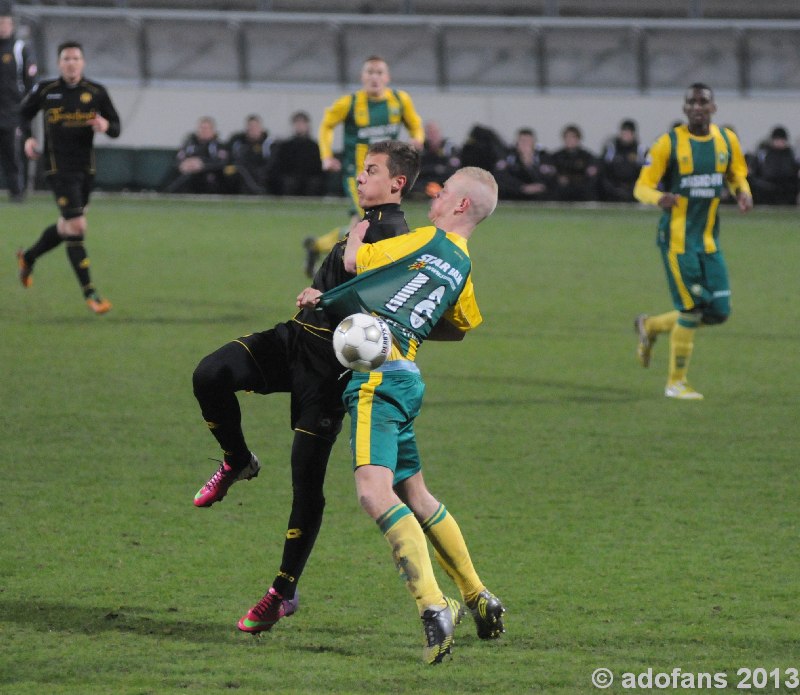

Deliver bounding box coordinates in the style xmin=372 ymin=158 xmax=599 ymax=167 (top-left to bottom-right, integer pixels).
xmin=332 ymin=313 xmax=392 ymax=372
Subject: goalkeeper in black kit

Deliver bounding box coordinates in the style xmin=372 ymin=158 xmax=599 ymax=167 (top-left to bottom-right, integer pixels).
xmin=16 ymin=41 xmax=120 ymax=314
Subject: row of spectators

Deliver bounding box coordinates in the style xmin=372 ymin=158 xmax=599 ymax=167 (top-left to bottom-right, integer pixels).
xmin=164 ymin=113 xmax=800 ymax=206
xmin=164 ymin=111 xmax=325 ymax=197
xmin=436 ymin=120 xmax=800 ymax=206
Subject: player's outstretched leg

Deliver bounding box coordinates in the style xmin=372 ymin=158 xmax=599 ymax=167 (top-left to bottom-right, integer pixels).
xmin=634 ymin=313 xmax=656 ymax=367
xmin=237 ymin=587 xmax=299 ymax=634
xmin=421 ymin=596 xmax=464 ymax=665
xmin=193 ymin=452 xmax=261 ymax=507
xmin=16 ymin=250 xmax=33 ymax=288
xmin=467 ymin=589 xmax=506 ymax=639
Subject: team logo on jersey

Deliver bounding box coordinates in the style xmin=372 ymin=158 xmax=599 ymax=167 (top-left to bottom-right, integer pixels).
xmin=57 ymin=196 xmax=69 ymax=207
xmin=718 ymin=151 xmax=729 ymax=165
xmin=80 ymin=92 xmax=92 ymax=104
xmin=408 ymin=260 xmax=427 ymax=271
xmin=2 ymin=54 xmax=11 ymax=64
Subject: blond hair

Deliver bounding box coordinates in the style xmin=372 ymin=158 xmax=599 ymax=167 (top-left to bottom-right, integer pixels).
xmin=450 ymin=167 xmax=498 ymax=223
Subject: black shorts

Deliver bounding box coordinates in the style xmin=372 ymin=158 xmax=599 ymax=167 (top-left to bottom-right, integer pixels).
xmin=236 ymin=320 xmax=349 ymax=440
xmin=47 ymin=171 xmax=93 ymax=219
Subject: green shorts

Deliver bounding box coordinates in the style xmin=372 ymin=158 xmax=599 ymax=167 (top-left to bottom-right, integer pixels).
xmin=342 ymin=363 xmax=424 ymax=485
xmin=659 ymin=244 xmax=731 ymax=322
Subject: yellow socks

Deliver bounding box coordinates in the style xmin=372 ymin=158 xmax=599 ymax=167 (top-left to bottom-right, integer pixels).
xmin=421 ymin=504 xmax=484 ymax=607
xmin=646 ymin=310 xmax=679 ymax=337
xmin=314 ymin=226 xmax=345 ymax=255
xmin=379 ymin=504 xmax=444 ymax=613
xmin=668 ymin=314 xmax=700 ymax=384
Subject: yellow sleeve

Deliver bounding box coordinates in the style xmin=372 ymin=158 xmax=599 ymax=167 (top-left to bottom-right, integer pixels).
xmin=318 ymin=94 xmax=352 ymax=161
xmin=633 ymin=133 xmax=672 ymax=206
xmin=443 ymin=274 xmax=482 ymax=332
xmin=397 ymin=90 xmax=424 ymax=144
xmin=355 ymin=227 xmax=437 ymax=274
xmin=723 ymin=128 xmax=752 ymax=196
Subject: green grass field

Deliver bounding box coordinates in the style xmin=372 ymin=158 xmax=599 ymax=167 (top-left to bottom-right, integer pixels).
xmin=2 ymin=194 xmax=798 ymax=694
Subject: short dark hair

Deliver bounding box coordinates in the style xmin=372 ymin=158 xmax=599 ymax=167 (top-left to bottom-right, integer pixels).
xmin=562 ymin=124 xmax=582 ymax=139
xmin=57 ymin=40 xmax=83 ymax=57
xmin=686 ymin=82 xmax=714 ymax=100
xmin=367 ymin=140 xmax=421 ymax=196
xmin=291 ymin=110 xmax=310 ymax=123
xmin=517 ymin=128 xmax=536 ymax=139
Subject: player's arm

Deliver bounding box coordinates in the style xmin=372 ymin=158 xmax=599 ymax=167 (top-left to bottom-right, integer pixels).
xmin=429 ymin=275 xmax=482 ymax=341
xmin=318 ymin=95 xmax=352 ymax=165
xmin=397 ymin=90 xmax=424 ymax=148
xmin=19 ymin=82 xmax=42 ymax=158
xmin=723 ymin=128 xmax=753 ymax=213
xmin=22 ymin=45 xmax=38 ymax=94
xmin=427 ymin=318 xmax=466 ymax=341
xmin=633 ymin=133 xmax=675 ymax=209
xmin=343 ymin=219 xmax=370 ymax=273
xmin=88 ymin=90 xmax=121 ymax=138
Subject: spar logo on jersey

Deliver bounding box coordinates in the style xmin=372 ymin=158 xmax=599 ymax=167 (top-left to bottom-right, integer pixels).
xmin=408 ymin=260 xmax=426 ymax=271
xmin=80 ymin=92 xmax=92 ymax=104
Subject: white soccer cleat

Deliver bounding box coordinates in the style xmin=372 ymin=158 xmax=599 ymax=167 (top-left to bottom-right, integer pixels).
xmin=664 ymin=381 xmax=704 ymax=400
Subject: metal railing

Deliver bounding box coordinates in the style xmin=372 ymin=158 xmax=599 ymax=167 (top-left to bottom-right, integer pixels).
xmin=14 ymin=7 xmax=800 ymax=94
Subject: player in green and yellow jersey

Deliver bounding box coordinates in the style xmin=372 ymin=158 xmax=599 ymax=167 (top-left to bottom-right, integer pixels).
xmin=633 ymin=83 xmax=753 ymax=399
xmin=298 ymin=167 xmax=505 ymax=664
xmin=302 ymin=55 xmax=424 ymax=276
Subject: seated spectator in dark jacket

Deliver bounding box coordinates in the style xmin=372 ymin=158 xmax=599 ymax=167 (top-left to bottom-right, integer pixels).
xmin=599 ymin=119 xmax=646 ymax=202
xmin=551 ymin=124 xmax=598 ymax=202
xmin=748 ymin=126 xmax=799 ymax=206
xmin=269 ymin=111 xmax=325 ymax=196
xmin=459 ymin=124 xmax=507 ymax=172
xmin=412 ymin=120 xmax=461 ymax=197
xmin=224 ymin=114 xmax=273 ymax=194
xmin=495 ymin=127 xmax=555 ymax=201
xmin=165 ymin=116 xmax=228 ymax=194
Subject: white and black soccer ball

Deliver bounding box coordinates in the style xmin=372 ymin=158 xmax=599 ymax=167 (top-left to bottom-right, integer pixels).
xmin=333 ymin=313 xmax=392 ymax=372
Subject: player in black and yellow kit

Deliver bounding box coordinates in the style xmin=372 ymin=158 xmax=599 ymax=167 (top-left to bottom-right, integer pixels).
xmin=16 ymin=41 xmax=120 ymax=314
xmin=191 ymin=141 xmax=419 ymax=632
xmin=302 ymin=55 xmax=424 ymax=277
xmin=0 ymin=6 xmax=37 ymax=201
xmin=633 ymin=83 xmax=753 ymax=399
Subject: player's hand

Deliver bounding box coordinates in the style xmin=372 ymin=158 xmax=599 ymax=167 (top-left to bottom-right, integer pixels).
xmin=296 ymin=287 xmax=322 ymax=308
xmin=24 ymin=137 xmax=41 ymax=160
xmin=737 ymin=191 xmax=753 ymax=213
xmin=179 ymin=157 xmax=204 ymax=174
xmin=322 ymin=157 xmax=341 ymax=172
xmin=87 ymin=115 xmax=109 ymax=133
xmin=658 ymin=192 xmax=679 ymax=210
xmin=351 ymin=219 xmax=369 ymax=242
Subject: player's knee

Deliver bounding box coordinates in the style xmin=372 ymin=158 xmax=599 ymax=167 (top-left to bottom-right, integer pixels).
xmin=702 ymin=308 xmax=730 ymax=326
xmin=192 ymin=354 xmax=232 ymax=395
xmin=61 ymin=216 xmax=87 ymax=237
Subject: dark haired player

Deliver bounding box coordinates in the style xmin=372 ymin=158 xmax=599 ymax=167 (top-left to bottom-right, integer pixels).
xmin=633 ymin=83 xmax=752 ymax=399
xmin=16 ymin=41 xmax=120 ymax=314
xmin=191 ymin=140 xmax=419 ymax=632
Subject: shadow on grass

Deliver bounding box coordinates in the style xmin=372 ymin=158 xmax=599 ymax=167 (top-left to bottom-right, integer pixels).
xmin=0 ymin=598 xmax=357 ymax=654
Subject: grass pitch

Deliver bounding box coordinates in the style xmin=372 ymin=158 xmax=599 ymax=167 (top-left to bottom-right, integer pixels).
xmin=1 ymin=194 xmax=798 ymax=694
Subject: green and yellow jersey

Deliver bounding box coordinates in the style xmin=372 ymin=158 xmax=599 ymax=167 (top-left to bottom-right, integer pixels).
xmin=318 ymin=88 xmax=424 ymax=179
xmin=320 ymin=226 xmax=481 ymax=362
xmin=634 ymin=124 xmax=750 ymax=254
